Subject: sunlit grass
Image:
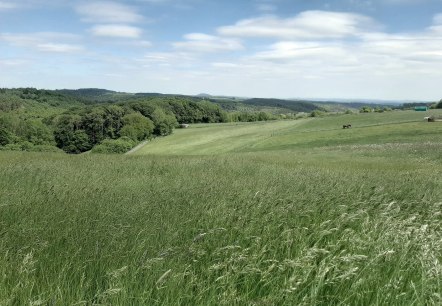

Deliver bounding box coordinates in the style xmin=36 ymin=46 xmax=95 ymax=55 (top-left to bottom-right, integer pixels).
xmin=1 ymin=110 xmax=441 ymax=305
xmin=135 ymin=110 xmax=442 ymax=155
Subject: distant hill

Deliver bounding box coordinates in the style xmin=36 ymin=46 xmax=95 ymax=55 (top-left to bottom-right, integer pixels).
xmin=3 ymin=88 xmax=412 ymax=116
xmin=314 ymin=101 xmax=398 ymax=112
xmin=134 ymin=93 xmax=164 ymax=97
xmin=241 ymin=98 xmax=322 ymax=113
xmin=57 ymin=88 xmax=116 ymax=97
xmin=57 ymin=88 xmax=135 ymax=103
xmin=0 ymin=88 xmax=83 ymax=115
xmin=196 ymin=93 xmax=212 ymax=98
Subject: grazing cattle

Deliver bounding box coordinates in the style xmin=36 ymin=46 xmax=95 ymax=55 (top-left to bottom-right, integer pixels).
xmin=343 ymin=124 xmax=352 ymax=129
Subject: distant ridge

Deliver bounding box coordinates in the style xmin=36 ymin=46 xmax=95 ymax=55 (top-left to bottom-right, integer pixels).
xmin=242 ymin=98 xmax=322 ymax=113
xmin=57 ymin=88 xmax=117 ymax=97
xmin=52 ymin=88 xmax=408 ymax=112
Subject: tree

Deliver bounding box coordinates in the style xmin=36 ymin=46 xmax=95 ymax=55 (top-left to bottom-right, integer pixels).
xmin=102 ymin=105 xmax=125 ymax=139
xmin=53 ymin=114 xmax=91 ymax=153
xmin=82 ymin=108 xmax=106 ymax=144
xmin=67 ymin=130 xmax=92 ymax=153
xmin=360 ymin=106 xmax=372 ymax=113
xmin=150 ymin=108 xmax=177 ymax=136
xmin=120 ymin=112 xmax=154 ymax=141
xmin=0 ymin=128 xmax=13 ymax=146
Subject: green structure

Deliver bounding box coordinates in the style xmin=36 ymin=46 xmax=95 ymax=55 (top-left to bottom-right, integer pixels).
xmin=415 ymin=106 xmax=428 ymax=111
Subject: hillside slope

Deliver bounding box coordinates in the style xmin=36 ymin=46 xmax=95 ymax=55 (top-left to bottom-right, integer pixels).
xmin=134 ymin=110 xmax=442 ymax=156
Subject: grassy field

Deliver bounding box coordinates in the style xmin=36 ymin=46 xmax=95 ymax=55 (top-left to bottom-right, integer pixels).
xmin=135 ymin=110 xmax=442 ymax=155
xmin=1 ymin=110 xmax=441 ymax=305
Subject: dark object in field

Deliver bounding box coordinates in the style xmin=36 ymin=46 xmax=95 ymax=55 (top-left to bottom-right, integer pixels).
xmin=415 ymin=106 xmax=428 ymax=111
xmin=427 ymin=117 xmax=435 ymax=122
xmin=179 ymin=124 xmax=190 ymax=128
xmin=343 ymin=124 xmax=352 ymax=129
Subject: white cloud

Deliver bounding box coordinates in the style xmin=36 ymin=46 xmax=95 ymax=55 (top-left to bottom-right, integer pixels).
xmin=0 ymin=1 xmax=16 ymax=10
xmin=0 ymin=59 xmax=27 ymax=66
xmin=140 ymin=51 xmax=196 ymax=67
xmin=211 ymin=62 xmax=241 ymax=68
xmin=76 ymin=1 xmax=143 ymax=23
xmin=90 ymin=24 xmax=142 ymax=38
xmin=0 ymin=32 xmax=84 ymax=53
xmin=218 ymin=11 xmax=378 ymax=39
xmin=433 ymin=13 xmax=442 ymax=24
xmin=256 ymin=3 xmax=277 ymax=12
xmin=36 ymin=43 xmax=84 ymax=53
xmin=173 ymin=33 xmax=243 ymax=52
xmin=253 ymin=41 xmax=348 ymax=62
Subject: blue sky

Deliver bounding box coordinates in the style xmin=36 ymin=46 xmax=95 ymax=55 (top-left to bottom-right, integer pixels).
xmin=1 ymin=0 xmax=442 ymax=100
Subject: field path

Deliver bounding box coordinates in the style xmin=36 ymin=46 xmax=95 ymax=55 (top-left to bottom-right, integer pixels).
xmin=125 ymin=140 xmax=149 ymax=155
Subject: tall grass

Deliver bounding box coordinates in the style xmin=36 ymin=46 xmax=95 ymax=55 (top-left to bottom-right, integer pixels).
xmin=1 ymin=143 xmax=441 ymax=304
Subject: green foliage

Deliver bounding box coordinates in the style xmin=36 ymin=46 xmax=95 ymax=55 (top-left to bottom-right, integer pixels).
xmin=126 ymin=97 xmax=229 ymax=124
xmin=150 ymin=108 xmax=178 ymax=136
xmin=0 ymin=88 xmax=82 ymax=112
xmin=0 ymin=142 xmax=63 ymax=152
xmin=436 ymin=99 xmax=442 ymax=109
xmin=53 ymin=105 xmax=128 ymax=153
xmin=228 ymin=111 xmax=277 ymax=122
xmin=120 ymin=113 xmax=154 ymax=141
xmin=91 ymin=137 xmax=136 ymax=154
xmin=0 ymin=114 xmax=54 ymax=147
xmin=241 ymin=98 xmax=321 ymax=113
xmin=0 ymin=128 xmax=13 ymax=146
xmin=374 ymin=106 xmax=384 ymax=113
xmin=310 ymin=110 xmax=325 ymax=117
xmin=360 ymin=106 xmax=372 ymax=113
xmin=68 ymin=130 xmax=93 ymax=154
xmin=53 ymin=114 xmax=83 ymax=152
xmin=402 ymin=102 xmax=432 ymax=110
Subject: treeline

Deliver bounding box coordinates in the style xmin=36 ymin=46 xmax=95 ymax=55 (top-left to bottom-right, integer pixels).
xmin=0 ymin=87 xmax=81 ymax=110
xmin=0 ymin=88 xmax=282 ymax=154
xmin=0 ymin=114 xmax=59 ymax=152
xmin=402 ymin=101 xmax=442 ymax=109
xmin=241 ymin=98 xmax=321 ymax=113
xmin=48 ymin=96 xmax=236 ymax=153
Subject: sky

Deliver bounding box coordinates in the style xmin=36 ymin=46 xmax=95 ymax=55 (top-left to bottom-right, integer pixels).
xmin=1 ymin=0 xmax=442 ymax=100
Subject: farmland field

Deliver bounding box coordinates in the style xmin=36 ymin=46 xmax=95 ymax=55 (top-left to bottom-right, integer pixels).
xmin=1 ymin=110 xmax=441 ymax=305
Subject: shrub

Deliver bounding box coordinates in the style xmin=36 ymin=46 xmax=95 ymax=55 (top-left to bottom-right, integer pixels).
xmin=310 ymin=110 xmax=325 ymax=117
xmin=0 ymin=142 xmax=61 ymax=152
xmin=91 ymin=137 xmax=136 ymax=154
xmin=360 ymin=106 xmax=372 ymax=113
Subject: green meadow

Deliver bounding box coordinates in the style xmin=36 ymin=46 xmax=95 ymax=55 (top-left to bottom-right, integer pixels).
xmin=1 ymin=110 xmax=441 ymax=305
